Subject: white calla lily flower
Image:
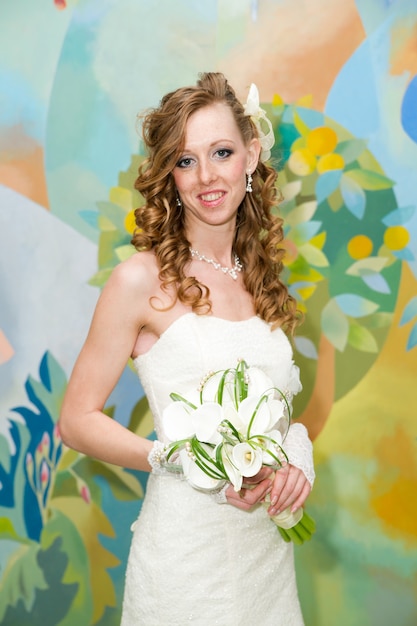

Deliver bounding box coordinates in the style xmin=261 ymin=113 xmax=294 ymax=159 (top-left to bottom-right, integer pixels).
xmin=179 ymin=448 xmax=224 ymax=491
xmin=246 ymin=367 xmax=275 ymax=397
xmin=191 ymin=402 xmax=223 ymax=444
xmin=162 ymin=400 xmax=196 ymax=441
xmin=220 ymin=443 xmax=243 ymax=491
xmin=232 ymin=442 xmax=263 ymax=477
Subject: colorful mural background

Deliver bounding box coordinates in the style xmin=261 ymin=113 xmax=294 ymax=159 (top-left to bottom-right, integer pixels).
xmin=1 ymin=1 xmax=416 ymax=624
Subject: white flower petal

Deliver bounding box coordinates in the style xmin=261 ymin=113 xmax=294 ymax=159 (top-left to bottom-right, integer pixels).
xmin=162 ymin=401 xmax=195 ymax=441
xmin=221 ymin=445 xmax=243 ymax=491
xmin=238 ymin=396 xmax=274 ymax=434
xmin=192 ymin=402 xmax=223 ymax=444
xmin=247 ymin=367 xmax=274 ymax=397
xmin=179 ymin=449 xmax=223 ymax=491
xmin=232 ymin=442 xmax=263 ymax=477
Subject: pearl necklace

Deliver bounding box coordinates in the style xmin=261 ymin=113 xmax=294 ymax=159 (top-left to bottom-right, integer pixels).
xmin=190 ymin=248 xmax=243 ymax=280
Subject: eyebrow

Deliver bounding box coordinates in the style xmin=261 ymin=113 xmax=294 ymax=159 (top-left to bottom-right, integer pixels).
xmin=180 ymin=139 xmax=236 ymax=152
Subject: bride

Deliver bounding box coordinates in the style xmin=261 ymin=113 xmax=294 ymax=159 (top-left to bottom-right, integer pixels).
xmin=59 ymin=72 xmax=315 ymax=625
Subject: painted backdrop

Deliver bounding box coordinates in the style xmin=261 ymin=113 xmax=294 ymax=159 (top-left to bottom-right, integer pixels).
xmin=1 ymin=1 xmax=416 ymax=625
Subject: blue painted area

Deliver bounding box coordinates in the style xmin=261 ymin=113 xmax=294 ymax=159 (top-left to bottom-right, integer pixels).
xmin=401 ymin=75 xmax=417 ymax=143
xmin=325 ymin=40 xmax=380 ymax=137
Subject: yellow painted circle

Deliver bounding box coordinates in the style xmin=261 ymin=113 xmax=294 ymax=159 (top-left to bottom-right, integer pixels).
xmin=306 ymin=126 xmax=338 ymax=156
xmin=383 ymin=225 xmax=410 ymax=251
xmin=288 ymin=148 xmax=316 ymax=176
xmin=317 ymin=153 xmax=345 ymax=173
xmin=347 ymin=235 xmax=373 ymax=259
xmin=124 ymin=210 xmax=137 ymax=234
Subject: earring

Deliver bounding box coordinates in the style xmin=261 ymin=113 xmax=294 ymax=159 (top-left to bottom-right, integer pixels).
xmin=176 ymin=195 xmax=182 ymax=207
xmin=246 ymin=172 xmax=253 ymax=193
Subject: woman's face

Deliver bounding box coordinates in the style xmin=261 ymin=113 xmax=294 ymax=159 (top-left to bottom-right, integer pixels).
xmin=172 ymin=102 xmax=260 ymax=232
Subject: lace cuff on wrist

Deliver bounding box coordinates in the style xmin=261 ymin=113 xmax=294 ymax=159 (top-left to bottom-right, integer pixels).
xmin=209 ymin=482 xmax=229 ymax=504
xmin=147 ymin=440 xmax=168 ymax=474
xmin=283 ymin=423 xmax=315 ymax=487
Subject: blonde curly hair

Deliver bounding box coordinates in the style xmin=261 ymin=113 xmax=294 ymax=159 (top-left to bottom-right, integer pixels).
xmin=132 ymin=72 xmax=300 ymax=333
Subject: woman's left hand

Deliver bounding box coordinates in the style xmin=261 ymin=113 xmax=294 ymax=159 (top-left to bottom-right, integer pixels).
xmin=267 ymin=464 xmax=311 ymax=517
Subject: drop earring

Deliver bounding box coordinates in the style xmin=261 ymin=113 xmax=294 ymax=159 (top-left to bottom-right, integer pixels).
xmin=246 ymin=172 xmax=253 ymax=193
xmin=176 ymin=195 xmax=182 ymax=207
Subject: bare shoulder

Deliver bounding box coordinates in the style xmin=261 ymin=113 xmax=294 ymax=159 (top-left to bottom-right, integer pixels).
xmin=108 ymin=250 xmax=158 ymax=293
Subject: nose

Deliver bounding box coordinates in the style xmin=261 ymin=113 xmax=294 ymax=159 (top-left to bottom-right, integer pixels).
xmin=198 ymin=158 xmax=217 ymax=186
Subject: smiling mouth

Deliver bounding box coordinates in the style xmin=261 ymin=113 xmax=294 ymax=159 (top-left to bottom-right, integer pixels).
xmin=200 ymin=191 xmax=224 ymax=202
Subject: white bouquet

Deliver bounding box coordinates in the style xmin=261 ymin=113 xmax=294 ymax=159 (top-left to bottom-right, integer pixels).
xmin=161 ymin=359 xmax=316 ymax=545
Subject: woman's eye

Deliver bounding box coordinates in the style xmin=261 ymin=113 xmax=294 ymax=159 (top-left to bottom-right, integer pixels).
xmin=176 ymin=157 xmax=194 ymax=169
xmin=215 ymin=148 xmax=233 ymax=159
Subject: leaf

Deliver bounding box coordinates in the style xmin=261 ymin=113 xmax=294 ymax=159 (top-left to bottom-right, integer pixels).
xmin=290 ymin=221 xmax=322 ymax=245
xmin=281 ymin=180 xmax=302 ymax=202
xmin=285 ymin=201 xmax=318 ymax=227
xmin=127 ymin=395 xmax=155 ymax=438
xmin=298 ymin=243 xmax=329 ymax=267
xmin=114 ymin=244 xmax=136 ymax=261
xmin=346 ymin=257 xmax=388 ymax=276
xmin=20 ymin=352 xmax=67 ymax=425
xmin=406 ymin=321 xmax=417 ymax=351
xmin=81 ymin=458 xmax=144 ymax=501
xmin=348 ymin=322 xmax=379 ymax=353
xmin=315 ymin=170 xmax=343 ymax=204
xmin=0 ymin=543 xmax=47 ymax=621
xmin=334 ymin=138 xmax=367 ymax=164
xmin=340 ymin=174 xmax=366 ymax=219
xmin=360 ymin=273 xmax=391 ymax=294
xmin=96 ymin=201 xmax=127 ymax=232
xmin=58 ymin=447 xmax=80 ymax=472
xmin=399 ymin=296 xmax=417 ymax=326
xmin=293 ymin=336 xmax=318 ymax=360
xmin=292 ymin=109 xmax=310 ymax=137
xmin=41 ymin=508 xmax=93 ymax=626
xmin=79 ymin=209 xmax=99 ymax=229
xmin=50 ymin=499 xmax=119 ymax=625
xmin=366 ymin=312 xmax=393 ymax=328
xmin=321 ymin=299 xmax=349 ymax=351
xmin=382 ymin=205 xmax=416 ymax=226
xmin=88 ymin=267 xmax=113 ymax=288
xmin=334 ymin=294 xmax=380 ymax=318
xmin=344 ymin=168 xmax=394 ymax=190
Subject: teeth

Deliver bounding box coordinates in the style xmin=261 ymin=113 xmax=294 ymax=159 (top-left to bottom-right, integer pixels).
xmin=201 ymin=192 xmax=223 ymax=202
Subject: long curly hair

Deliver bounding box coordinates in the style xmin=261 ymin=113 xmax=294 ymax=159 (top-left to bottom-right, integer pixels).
xmin=131 ymin=72 xmax=300 ymax=333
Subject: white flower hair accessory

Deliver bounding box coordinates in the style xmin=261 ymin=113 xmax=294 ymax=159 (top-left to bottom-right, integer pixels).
xmin=243 ymin=83 xmax=275 ymax=162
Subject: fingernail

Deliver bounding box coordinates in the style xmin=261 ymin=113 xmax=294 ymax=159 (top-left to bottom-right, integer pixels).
xmin=291 ymin=505 xmax=298 ymax=513
xmin=271 ymin=495 xmax=278 ymax=506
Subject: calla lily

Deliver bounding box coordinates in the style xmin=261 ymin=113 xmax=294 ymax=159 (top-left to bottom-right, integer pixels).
xmin=220 ymin=444 xmax=243 ymax=491
xmin=179 ymin=448 xmax=224 ymax=491
xmin=162 ymin=400 xmax=196 ymax=441
xmin=236 ymin=395 xmax=284 ymax=435
xmin=191 ymin=402 xmax=223 ymax=445
xmin=232 ymin=442 xmax=263 ymax=477
xmin=246 ymin=367 xmax=275 ymax=397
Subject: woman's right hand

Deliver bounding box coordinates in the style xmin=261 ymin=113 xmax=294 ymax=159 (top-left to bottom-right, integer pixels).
xmin=223 ymin=467 xmax=274 ymax=511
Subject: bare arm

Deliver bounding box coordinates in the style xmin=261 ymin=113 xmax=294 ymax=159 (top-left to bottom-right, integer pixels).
xmin=59 ymin=255 xmax=154 ymax=471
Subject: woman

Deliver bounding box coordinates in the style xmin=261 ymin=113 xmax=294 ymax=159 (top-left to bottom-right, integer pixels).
xmin=59 ymin=72 xmax=315 ymax=625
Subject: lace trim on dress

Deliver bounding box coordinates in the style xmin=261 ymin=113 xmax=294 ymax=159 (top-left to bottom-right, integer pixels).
xmin=283 ymin=423 xmax=315 ymax=487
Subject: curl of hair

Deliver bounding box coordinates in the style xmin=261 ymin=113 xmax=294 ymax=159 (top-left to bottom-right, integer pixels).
xmin=131 ymin=72 xmax=301 ymax=333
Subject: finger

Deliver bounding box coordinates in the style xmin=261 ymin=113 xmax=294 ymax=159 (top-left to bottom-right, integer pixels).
xmin=269 ymin=467 xmax=305 ymax=514
xmin=268 ymin=464 xmax=290 ymax=507
xmin=227 ymin=478 xmax=272 ymax=511
xmin=272 ymin=472 xmax=307 ymax=513
xmin=243 ymin=466 xmax=274 ymax=485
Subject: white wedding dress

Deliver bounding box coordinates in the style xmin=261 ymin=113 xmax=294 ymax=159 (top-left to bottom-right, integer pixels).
xmin=121 ymin=313 xmax=314 ymax=626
